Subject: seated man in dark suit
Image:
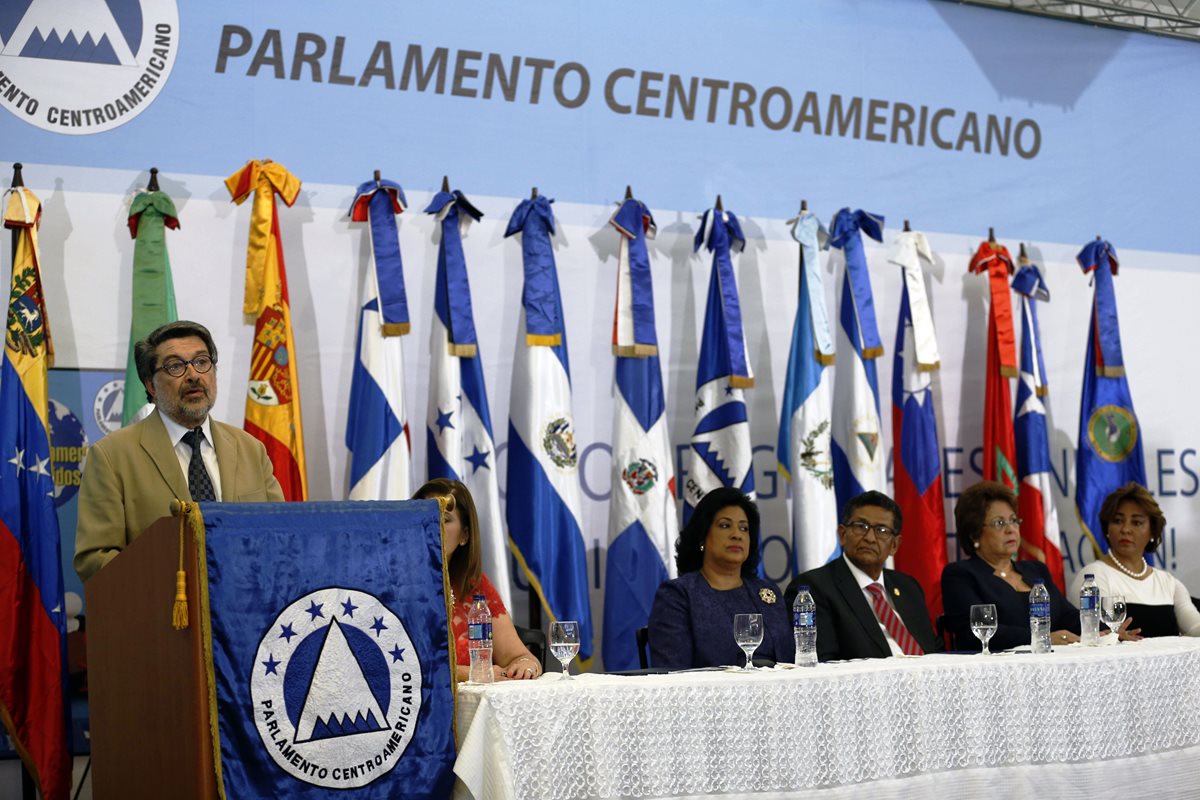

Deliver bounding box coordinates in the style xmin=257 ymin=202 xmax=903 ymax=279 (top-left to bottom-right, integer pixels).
xmin=785 ymin=491 xmax=941 ymax=661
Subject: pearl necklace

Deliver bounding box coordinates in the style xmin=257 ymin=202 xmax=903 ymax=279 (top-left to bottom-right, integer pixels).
xmin=1108 ymin=554 xmax=1150 ymax=579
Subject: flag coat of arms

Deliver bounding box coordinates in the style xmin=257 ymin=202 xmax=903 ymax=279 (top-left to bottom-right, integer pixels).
xmin=346 ymin=175 xmax=412 ymax=502
xmin=226 ymin=160 xmax=307 ymax=501
xmin=603 ymin=195 xmax=679 ymax=671
xmin=969 ymin=239 xmax=1019 ymax=491
xmin=1074 ymin=239 xmax=1145 ymax=555
xmin=424 ymin=187 xmax=512 ymax=609
xmin=829 ymin=208 xmax=886 ymax=513
xmin=504 ymin=194 xmax=593 ymax=661
xmin=778 ymin=210 xmax=838 ymax=574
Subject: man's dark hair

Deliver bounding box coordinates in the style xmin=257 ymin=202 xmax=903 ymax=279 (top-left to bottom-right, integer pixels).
xmin=841 ymin=490 xmax=903 ymax=535
xmin=134 ymin=320 xmax=219 ymax=403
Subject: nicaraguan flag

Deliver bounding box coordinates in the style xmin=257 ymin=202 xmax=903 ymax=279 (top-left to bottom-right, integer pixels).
xmin=1074 ymin=239 xmax=1145 ymax=555
xmin=423 ymin=187 xmax=512 ymax=609
xmin=346 ymin=176 xmax=412 ymax=500
xmin=778 ymin=210 xmax=838 ymax=574
xmin=603 ymin=196 xmax=679 ymax=671
xmin=829 ymin=208 xmax=886 ymax=513
xmin=504 ymin=194 xmax=593 ymax=661
xmin=684 ymin=203 xmax=755 ymax=525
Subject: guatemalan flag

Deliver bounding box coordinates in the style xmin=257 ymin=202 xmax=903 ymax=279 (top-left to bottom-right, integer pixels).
xmin=778 ymin=210 xmax=839 ymax=574
xmin=1013 ymin=261 xmax=1065 ymax=590
xmin=424 ymin=187 xmax=512 ymax=609
xmin=685 ymin=203 xmax=755 ymax=525
xmin=505 ymin=194 xmax=593 ymax=661
xmin=889 ymin=229 xmax=947 ymax=619
xmin=346 ymin=176 xmax=412 ymax=501
xmin=603 ymin=195 xmax=679 ymax=671
xmin=1074 ymin=239 xmax=1145 ymax=556
xmin=829 ymin=209 xmax=886 ymax=514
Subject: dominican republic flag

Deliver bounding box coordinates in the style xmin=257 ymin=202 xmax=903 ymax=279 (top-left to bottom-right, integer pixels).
xmin=346 ymin=175 xmax=412 ymax=501
xmin=1013 ymin=262 xmax=1065 ymax=590
xmin=423 ymin=187 xmax=512 ymax=609
xmin=969 ymin=239 xmax=1019 ymax=491
xmin=1074 ymin=239 xmax=1146 ymax=556
xmin=889 ymin=229 xmax=947 ymax=619
xmin=684 ymin=203 xmax=755 ymax=525
xmin=778 ymin=210 xmax=838 ymax=574
xmin=504 ymin=194 xmax=593 ymax=661
xmin=0 ymin=185 xmax=71 ymax=800
xmin=829 ymin=208 xmax=886 ymax=514
xmin=603 ymin=195 xmax=678 ymax=671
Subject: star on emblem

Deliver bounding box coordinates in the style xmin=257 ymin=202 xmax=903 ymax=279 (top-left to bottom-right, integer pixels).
xmin=466 ymin=445 xmax=491 ymax=473
xmin=389 ymin=644 xmax=406 ymax=663
xmin=370 ymin=616 xmax=388 ymax=637
xmin=262 ymin=654 xmax=281 ymax=675
xmin=304 ymin=601 xmax=324 ymax=621
xmin=341 ymin=598 xmax=359 ymax=618
xmin=279 ymin=623 xmax=297 ymax=642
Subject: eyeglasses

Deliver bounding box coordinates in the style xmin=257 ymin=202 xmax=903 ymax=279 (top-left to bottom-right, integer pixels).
xmin=155 ymin=355 xmax=215 ymax=378
xmin=984 ymin=516 xmax=1022 ymax=530
xmin=844 ymin=520 xmax=897 ymax=539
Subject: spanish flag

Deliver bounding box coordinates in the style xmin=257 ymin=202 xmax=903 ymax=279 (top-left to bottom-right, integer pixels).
xmin=226 ymin=160 xmax=307 ymax=500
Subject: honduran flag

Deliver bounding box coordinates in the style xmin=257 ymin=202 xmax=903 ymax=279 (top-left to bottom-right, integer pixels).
xmin=346 ymin=175 xmax=412 ymax=501
xmin=0 ymin=184 xmax=71 ymax=800
xmin=969 ymin=239 xmax=1019 ymax=491
xmin=685 ymin=203 xmax=755 ymax=525
xmin=1013 ymin=261 xmax=1065 ymax=590
xmin=423 ymin=187 xmax=512 ymax=609
xmin=889 ymin=229 xmax=947 ymax=619
xmin=778 ymin=210 xmax=839 ymax=574
xmin=829 ymin=209 xmax=886 ymax=513
xmin=603 ymin=195 xmax=678 ymax=671
xmin=1074 ymin=239 xmax=1146 ymax=556
xmin=505 ymin=194 xmax=593 ymax=661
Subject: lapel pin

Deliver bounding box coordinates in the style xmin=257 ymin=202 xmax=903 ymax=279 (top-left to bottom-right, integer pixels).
xmin=893 ymin=587 xmax=900 ymax=597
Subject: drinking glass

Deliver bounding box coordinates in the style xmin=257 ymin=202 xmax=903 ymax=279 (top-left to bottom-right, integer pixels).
xmin=970 ymin=603 xmax=998 ymax=654
xmin=733 ymin=613 xmax=763 ymax=671
xmin=549 ymin=621 xmax=580 ymax=679
xmin=1101 ymin=594 xmax=1127 ymax=638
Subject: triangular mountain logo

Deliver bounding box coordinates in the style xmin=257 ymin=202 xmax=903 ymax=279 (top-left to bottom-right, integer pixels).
xmin=1 ymin=0 xmax=138 ymax=65
xmin=293 ymin=618 xmax=389 ymax=743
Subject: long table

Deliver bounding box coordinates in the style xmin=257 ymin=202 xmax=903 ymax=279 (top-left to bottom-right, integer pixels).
xmin=453 ymin=637 xmax=1200 ymax=799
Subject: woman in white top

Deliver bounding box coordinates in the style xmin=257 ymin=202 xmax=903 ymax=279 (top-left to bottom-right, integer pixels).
xmin=1070 ymin=483 xmax=1200 ymax=638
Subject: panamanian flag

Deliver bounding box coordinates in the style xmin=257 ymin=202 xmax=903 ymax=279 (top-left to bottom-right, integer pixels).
xmin=423 ymin=187 xmax=512 ymax=609
xmin=603 ymin=195 xmax=678 ymax=671
xmin=684 ymin=203 xmax=755 ymax=525
xmin=778 ymin=209 xmax=838 ymax=574
xmin=829 ymin=208 xmax=887 ymax=513
xmin=346 ymin=176 xmax=412 ymax=501
xmin=504 ymin=194 xmax=593 ymax=661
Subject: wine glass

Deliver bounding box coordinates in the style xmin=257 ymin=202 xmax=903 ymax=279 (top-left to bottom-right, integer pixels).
xmin=1101 ymin=594 xmax=1127 ymax=639
xmin=733 ymin=613 xmax=763 ymax=671
xmin=970 ymin=603 xmax=998 ymax=654
xmin=549 ymin=621 xmax=580 ymax=679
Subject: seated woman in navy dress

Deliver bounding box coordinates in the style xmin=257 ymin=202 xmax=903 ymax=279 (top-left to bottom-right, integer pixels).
xmin=647 ymin=487 xmax=793 ymax=669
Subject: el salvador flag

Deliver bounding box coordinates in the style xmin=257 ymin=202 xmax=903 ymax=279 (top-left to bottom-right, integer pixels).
xmin=424 ymin=188 xmax=512 ymax=609
xmin=505 ymin=194 xmax=593 ymax=661
xmin=603 ymin=196 xmax=679 ymax=671
xmin=346 ymin=177 xmax=412 ymax=500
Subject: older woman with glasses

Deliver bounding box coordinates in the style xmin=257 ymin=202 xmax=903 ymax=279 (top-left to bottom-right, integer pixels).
xmin=941 ymin=480 xmax=1080 ymax=650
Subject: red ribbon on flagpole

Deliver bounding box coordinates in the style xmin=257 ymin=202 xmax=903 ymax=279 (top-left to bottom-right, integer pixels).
xmin=969 ymin=240 xmax=1018 ymax=378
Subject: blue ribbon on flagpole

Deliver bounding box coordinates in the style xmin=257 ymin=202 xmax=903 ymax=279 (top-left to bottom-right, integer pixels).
xmin=350 ymin=177 xmax=410 ymax=335
xmin=830 ymin=208 xmax=885 ymax=358
xmin=612 ymin=198 xmax=658 ymax=350
xmin=1013 ymin=264 xmax=1050 ymax=394
xmin=505 ymin=195 xmax=566 ymax=348
xmin=1076 ymin=239 xmax=1124 ymax=376
xmin=694 ymin=206 xmax=751 ymax=385
xmin=789 ymin=211 xmax=834 ymax=364
xmin=425 ymin=189 xmax=483 ymax=355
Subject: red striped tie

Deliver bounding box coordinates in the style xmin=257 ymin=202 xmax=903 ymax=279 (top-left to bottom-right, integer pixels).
xmin=866 ymin=583 xmax=923 ymax=656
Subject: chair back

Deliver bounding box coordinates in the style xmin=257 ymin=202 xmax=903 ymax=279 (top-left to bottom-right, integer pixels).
xmin=636 ymin=626 xmax=650 ymax=669
xmin=515 ymin=625 xmax=548 ymax=673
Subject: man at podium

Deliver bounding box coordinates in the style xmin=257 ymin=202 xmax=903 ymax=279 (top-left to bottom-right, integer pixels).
xmin=74 ymin=320 xmax=284 ymax=581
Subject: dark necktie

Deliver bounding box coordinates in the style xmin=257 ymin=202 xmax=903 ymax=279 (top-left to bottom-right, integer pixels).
xmin=182 ymin=428 xmax=216 ymax=502
xmin=866 ymin=583 xmax=924 ymax=656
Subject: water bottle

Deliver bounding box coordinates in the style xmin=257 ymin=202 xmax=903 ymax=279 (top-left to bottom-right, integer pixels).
xmin=792 ymin=586 xmax=818 ymax=667
xmin=467 ymin=594 xmax=494 ymax=682
xmin=1079 ymin=573 xmax=1101 ymax=646
xmin=1029 ymin=580 xmax=1052 ymax=654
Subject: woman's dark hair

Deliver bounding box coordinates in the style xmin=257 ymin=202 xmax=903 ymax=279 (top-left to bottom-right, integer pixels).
xmin=675 ymin=487 xmax=760 ymax=577
xmin=953 ymin=480 xmax=1017 ymax=558
xmin=1099 ymin=482 xmax=1165 ymax=553
xmin=414 ymin=478 xmax=482 ymax=600
xmin=134 ymin=320 xmax=219 ymax=403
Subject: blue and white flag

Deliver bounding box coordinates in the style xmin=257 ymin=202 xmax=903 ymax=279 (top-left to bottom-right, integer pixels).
xmin=603 ymin=196 xmax=678 ymax=671
xmin=504 ymin=194 xmax=593 ymax=661
xmin=684 ymin=204 xmax=755 ymax=524
xmin=423 ymin=188 xmax=512 ymax=609
xmin=829 ymin=208 xmax=887 ymax=513
xmin=346 ymin=176 xmax=411 ymax=500
xmin=778 ymin=210 xmax=839 ymax=574
xmin=200 ymin=500 xmax=455 ymax=799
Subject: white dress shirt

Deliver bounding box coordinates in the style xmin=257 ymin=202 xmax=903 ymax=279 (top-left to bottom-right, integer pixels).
xmin=843 ymin=554 xmax=905 ymax=657
xmin=160 ymin=413 xmax=223 ymax=501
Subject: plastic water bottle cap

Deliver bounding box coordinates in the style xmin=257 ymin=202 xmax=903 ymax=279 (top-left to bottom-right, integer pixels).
xmin=1034 ymin=580 xmax=1045 ymax=585
xmin=472 ymin=594 xmax=485 ymax=602
xmin=798 ymin=585 xmax=810 ymax=592
xmin=1084 ymin=574 xmax=1094 ymax=579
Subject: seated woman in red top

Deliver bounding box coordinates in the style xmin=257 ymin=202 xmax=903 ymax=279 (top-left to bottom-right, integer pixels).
xmin=414 ymin=479 xmax=541 ymax=681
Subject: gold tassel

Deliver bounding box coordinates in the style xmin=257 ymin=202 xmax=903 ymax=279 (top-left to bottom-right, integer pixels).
xmin=172 ymin=501 xmax=190 ymax=630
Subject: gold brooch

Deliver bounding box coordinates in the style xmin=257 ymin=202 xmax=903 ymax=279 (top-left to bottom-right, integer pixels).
xmin=893 ymin=587 xmax=900 ymax=597
xmin=759 ymin=588 xmax=777 ymax=604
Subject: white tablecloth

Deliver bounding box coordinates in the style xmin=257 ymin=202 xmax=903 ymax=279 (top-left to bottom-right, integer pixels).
xmin=453 ymin=638 xmax=1200 ymax=799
